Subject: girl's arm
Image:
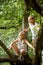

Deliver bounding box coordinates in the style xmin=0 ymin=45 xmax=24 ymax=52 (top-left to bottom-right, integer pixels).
xmin=9 ymin=39 xmax=18 ymax=50
xmin=24 ymin=39 xmax=34 ymax=49
xmin=9 ymin=39 xmax=19 ymax=55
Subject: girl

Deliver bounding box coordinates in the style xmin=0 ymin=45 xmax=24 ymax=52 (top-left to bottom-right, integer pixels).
xmin=23 ymin=16 xmax=40 ymax=47
xmin=9 ymin=31 xmax=34 ymax=55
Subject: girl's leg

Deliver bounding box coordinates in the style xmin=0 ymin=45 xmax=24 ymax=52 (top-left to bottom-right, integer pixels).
xmin=12 ymin=44 xmax=19 ymax=55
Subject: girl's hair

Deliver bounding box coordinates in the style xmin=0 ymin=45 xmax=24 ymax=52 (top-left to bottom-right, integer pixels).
xmin=18 ymin=31 xmax=25 ymax=39
xmin=28 ymin=16 xmax=35 ymax=21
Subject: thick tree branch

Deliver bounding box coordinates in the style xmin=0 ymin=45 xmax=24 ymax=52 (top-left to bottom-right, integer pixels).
xmin=0 ymin=57 xmax=17 ymax=63
xmin=25 ymin=0 xmax=43 ymax=16
xmin=0 ymin=57 xmax=16 ymax=62
xmin=0 ymin=40 xmax=14 ymax=59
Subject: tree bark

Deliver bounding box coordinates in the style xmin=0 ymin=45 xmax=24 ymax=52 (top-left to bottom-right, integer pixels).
xmin=24 ymin=0 xmax=43 ymax=16
xmin=34 ymin=24 xmax=43 ymax=65
xmin=22 ymin=0 xmax=30 ymax=51
xmin=0 ymin=40 xmax=14 ymax=59
xmin=0 ymin=57 xmax=16 ymax=62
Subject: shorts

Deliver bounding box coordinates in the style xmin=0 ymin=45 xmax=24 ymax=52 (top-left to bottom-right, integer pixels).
xmin=18 ymin=49 xmax=27 ymax=55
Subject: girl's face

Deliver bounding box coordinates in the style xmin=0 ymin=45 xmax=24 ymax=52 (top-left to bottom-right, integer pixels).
xmin=19 ymin=34 xmax=25 ymax=40
xmin=28 ymin=17 xmax=35 ymax=24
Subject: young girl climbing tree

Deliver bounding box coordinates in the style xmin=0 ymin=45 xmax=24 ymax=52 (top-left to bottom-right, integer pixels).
xmin=9 ymin=31 xmax=34 ymax=56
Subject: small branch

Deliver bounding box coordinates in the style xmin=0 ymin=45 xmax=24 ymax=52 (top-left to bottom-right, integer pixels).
xmin=0 ymin=26 xmax=18 ymax=29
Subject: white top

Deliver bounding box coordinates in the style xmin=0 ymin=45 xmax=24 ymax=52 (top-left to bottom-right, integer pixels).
xmin=17 ymin=38 xmax=27 ymax=52
xmin=29 ymin=22 xmax=40 ymax=39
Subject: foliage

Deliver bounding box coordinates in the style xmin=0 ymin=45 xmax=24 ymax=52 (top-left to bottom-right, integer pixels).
xmin=0 ymin=0 xmax=25 ymax=27
xmin=0 ymin=0 xmax=25 ymax=59
xmin=0 ymin=0 xmax=43 ymax=65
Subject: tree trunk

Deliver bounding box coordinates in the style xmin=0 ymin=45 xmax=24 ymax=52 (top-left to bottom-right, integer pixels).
xmin=22 ymin=0 xmax=30 ymax=51
xmin=34 ymin=24 xmax=43 ymax=65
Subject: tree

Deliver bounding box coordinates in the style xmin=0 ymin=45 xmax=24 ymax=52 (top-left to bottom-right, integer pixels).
xmin=25 ymin=0 xmax=43 ymax=16
xmin=34 ymin=24 xmax=43 ymax=65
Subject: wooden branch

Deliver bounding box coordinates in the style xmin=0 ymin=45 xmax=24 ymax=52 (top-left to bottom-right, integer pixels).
xmin=0 ymin=57 xmax=16 ymax=62
xmin=0 ymin=26 xmax=19 ymax=29
xmin=30 ymin=0 xmax=43 ymax=15
xmin=0 ymin=57 xmax=17 ymax=63
xmin=0 ymin=40 xmax=14 ymax=59
xmin=25 ymin=0 xmax=43 ymax=16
